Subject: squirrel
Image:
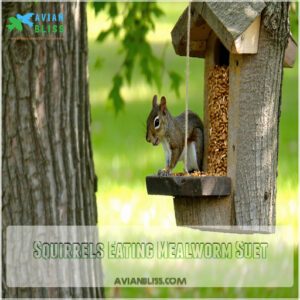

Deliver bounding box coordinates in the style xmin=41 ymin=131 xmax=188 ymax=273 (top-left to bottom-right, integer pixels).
xmin=146 ymin=95 xmax=204 ymax=176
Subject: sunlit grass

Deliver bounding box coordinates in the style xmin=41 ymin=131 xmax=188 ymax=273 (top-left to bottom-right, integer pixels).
xmin=97 ymin=185 xmax=175 ymax=227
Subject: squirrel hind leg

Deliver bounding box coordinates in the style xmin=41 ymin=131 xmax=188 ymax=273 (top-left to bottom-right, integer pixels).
xmin=186 ymin=142 xmax=199 ymax=172
xmin=192 ymin=127 xmax=204 ymax=171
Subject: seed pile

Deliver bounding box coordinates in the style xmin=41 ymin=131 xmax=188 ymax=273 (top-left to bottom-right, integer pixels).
xmin=174 ymin=171 xmax=206 ymax=177
xmin=207 ymin=65 xmax=229 ymax=176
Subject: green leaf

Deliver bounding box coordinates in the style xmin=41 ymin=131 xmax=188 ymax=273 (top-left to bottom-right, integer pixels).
xmin=92 ymin=2 xmax=106 ymax=16
xmin=108 ymin=74 xmax=124 ymax=113
xmin=96 ymin=29 xmax=112 ymax=42
xmin=112 ymin=24 xmax=120 ymax=37
xmin=151 ymin=6 xmax=164 ymax=18
xmin=140 ymin=57 xmax=152 ymax=85
xmin=169 ymin=71 xmax=183 ymax=98
xmin=124 ymin=57 xmax=134 ymax=85
xmin=109 ymin=3 xmax=118 ymax=18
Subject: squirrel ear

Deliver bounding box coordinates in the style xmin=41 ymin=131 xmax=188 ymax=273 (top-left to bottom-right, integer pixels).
xmin=152 ymin=95 xmax=158 ymax=107
xmin=160 ymin=96 xmax=167 ymax=114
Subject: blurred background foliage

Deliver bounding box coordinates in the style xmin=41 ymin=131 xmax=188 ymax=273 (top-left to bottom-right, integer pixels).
xmin=91 ymin=2 xmax=182 ymax=113
xmin=87 ymin=2 xmax=298 ymax=298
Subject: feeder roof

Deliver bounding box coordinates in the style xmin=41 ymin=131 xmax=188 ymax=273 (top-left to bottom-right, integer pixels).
xmin=171 ymin=1 xmax=266 ymax=57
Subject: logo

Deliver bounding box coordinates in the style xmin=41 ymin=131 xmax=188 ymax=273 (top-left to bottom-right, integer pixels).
xmin=7 ymin=12 xmax=64 ymax=36
xmin=7 ymin=13 xmax=34 ymax=32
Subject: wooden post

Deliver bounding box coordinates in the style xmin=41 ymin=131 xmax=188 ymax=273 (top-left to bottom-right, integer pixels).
xmin=227 ymin=3 xmax=290 ymax=226
xmin=169 ymin=2 xmax=291 ymax=230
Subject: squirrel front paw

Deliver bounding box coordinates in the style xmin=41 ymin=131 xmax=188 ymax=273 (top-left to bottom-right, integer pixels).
xmin=157 ymin=168 xmax=171 ymax=176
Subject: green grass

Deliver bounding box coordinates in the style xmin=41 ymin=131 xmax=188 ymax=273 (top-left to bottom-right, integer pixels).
xmin=87 ymin=4 xmax=298 ymax=298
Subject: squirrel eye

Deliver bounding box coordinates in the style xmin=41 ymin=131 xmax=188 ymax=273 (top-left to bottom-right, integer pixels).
xmin=154 ymin=116 xmax=160 ymax=129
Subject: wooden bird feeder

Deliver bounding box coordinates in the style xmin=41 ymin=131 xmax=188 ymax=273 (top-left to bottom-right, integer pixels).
xmin=146 ymin=2 xmax=297 ymax=230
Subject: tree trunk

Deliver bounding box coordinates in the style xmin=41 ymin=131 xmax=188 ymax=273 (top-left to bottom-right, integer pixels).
xmin=2 ymin=2 xmax=103 ymax=298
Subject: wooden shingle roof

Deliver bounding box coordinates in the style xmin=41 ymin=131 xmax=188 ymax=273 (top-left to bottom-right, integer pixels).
xmin=171 ymin=1 xmax=266 ymax=57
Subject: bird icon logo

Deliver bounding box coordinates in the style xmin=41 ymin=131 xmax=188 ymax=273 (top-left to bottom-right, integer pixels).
xmin=7 ymin=12 xmax=34 ymax=32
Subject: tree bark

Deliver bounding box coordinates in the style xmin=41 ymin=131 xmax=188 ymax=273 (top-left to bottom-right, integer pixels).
xmin=2 ymin=2 xmax=103 ymax=298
